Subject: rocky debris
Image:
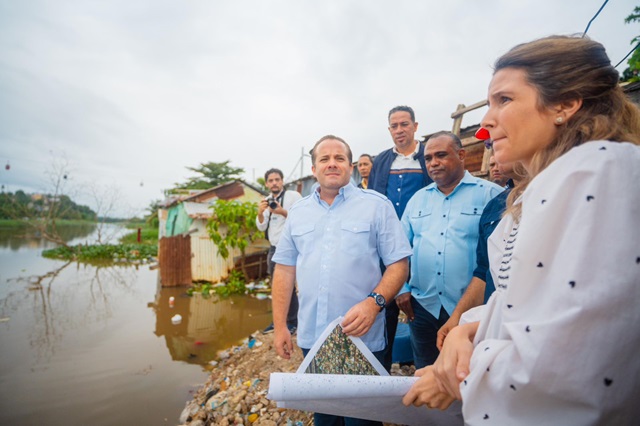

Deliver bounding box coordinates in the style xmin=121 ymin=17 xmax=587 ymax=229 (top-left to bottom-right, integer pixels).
xmin=179 ymin=333 xmax=416 ymax=426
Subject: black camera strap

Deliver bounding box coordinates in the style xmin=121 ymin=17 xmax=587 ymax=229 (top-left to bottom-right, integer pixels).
xmin=264 ymin=191 xmax=285 ymax=242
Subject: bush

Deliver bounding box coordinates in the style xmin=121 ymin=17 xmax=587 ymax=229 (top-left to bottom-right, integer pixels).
xmin=42 ymin=243 xmax=157 ymax=263
xmin=187 ymin=269 xmax=247 ymax=298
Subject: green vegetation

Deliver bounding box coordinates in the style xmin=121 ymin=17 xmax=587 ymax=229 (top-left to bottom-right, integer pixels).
xmin=0 ymin=218 xmax=96 ymax=228
xmin=206 ymin=199 xmax=263 ymax=279
xmin=42 ymin=243 xmax=157 ymax=264
xmin=187 ymin=270 xmax=247 ymax=297
xmin=622 ymin=6 xmax=640 ymax=82
xmin=119 ymin=226 xmax=159 ymax=245
xmin=0 ymin=190 xmax=96 ymax=220
xmin=168 ymin=160 xmax=244 ymax=194
xmin=40 ymin=222 xmax=159 ymax=264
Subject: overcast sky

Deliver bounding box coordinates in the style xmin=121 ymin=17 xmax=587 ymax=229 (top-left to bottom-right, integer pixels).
xmin=1 ymin=0 xmax=637 ymax=217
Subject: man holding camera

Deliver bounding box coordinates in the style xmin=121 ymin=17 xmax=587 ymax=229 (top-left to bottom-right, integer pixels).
xmin=256 ymin=168 xmax=302 ymax=334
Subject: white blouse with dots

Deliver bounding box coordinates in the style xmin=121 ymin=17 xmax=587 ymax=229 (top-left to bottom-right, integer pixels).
xmin=460 ymin=140 xmax=640 ymax=425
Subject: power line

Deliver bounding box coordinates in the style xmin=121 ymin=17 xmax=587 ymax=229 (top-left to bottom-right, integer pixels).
xmin=582 ymin=0 xmax=610 ymax=37
xmin=614 ymin=41 xmax=640 ymax=68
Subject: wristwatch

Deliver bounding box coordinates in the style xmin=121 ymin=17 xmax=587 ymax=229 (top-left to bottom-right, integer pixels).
xmin=368 ymin=292 xmax=386 ymax=311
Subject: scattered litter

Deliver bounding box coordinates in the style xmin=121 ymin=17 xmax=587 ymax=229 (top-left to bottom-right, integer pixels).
xmin=171 ymin=314 xmax=182 ymax=325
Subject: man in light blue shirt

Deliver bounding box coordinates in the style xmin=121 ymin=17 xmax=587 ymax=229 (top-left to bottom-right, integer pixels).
xmin=272 ymin=135 xmax=411 ymax=426
xmin=398 ymin=131 xmax=502 ymax=369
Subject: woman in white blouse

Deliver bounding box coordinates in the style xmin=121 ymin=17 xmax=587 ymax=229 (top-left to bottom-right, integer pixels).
xmin=403 ymin=35 xmax=640 ymax=425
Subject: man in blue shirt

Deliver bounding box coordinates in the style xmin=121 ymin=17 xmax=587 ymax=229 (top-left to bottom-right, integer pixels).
xmin=398 ymin=131 xmax=502 ymax=368
xmin=368 ymin=105 xmax=433 ymax=371
xmin=272 ymin=135 xmax=411 ymax=426
xmin=436 ymin=157 xmax=518 ymax=350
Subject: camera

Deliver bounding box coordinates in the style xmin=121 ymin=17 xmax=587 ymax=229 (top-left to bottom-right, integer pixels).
xmin=267 ymin=196 xmax=278 ymax=209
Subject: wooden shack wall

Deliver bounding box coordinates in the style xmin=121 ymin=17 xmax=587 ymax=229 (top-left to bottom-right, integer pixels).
xmin=159 ymin=234 xmax=192 ymax=287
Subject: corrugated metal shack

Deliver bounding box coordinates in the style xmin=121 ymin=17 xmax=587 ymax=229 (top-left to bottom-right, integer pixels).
xmin=158 ymin=180 xmax=268 ymax=287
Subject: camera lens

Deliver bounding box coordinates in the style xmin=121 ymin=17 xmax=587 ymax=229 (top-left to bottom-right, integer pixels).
xmin=269 ymin=200 xmax=278 ymax=209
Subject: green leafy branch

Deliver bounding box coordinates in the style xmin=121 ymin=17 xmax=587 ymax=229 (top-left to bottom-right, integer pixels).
xmin=206 ymin=199 xmax=263 ymax=278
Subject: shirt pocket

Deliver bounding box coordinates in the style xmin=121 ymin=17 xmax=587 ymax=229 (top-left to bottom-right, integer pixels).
xmin=460 ymin=205 xmax=483 ymax=217
xmin=340 ymin=221 xmax=371 ymax=256
xmin=458 ymin=205 xmax=483 ymax=238
xmin=291 ymin=223 xmax=315 ymax=254
xmin=409 ymin=205 xmax=432 ymax=238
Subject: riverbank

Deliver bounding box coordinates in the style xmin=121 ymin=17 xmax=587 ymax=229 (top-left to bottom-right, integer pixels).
xmin=179 ymin=332 xmax=415 ymax=426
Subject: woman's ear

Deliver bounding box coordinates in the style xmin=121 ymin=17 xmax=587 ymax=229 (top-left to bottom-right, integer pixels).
xmin=555 ymin=98 xmax=583 ymax=122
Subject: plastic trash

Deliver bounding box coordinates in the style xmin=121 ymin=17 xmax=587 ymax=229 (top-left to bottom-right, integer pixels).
xmin=171 ymin=314 xmax=182 ymax=324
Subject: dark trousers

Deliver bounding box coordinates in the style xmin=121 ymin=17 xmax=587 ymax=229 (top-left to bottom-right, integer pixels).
xmin=408 ymin=298 xmax=450 ymax=369
xmin=268 ymin=245 xmax=298 ymax=326
xmin=301 ymin=348 xmax=384 ymax=426
xmin=382 ymin=299 xmax=399 ymax=372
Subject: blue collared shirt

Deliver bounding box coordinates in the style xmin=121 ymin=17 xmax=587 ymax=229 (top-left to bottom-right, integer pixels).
xmin=400 ymin=171 xmax=502 ymax=317
xmin=273 ymin=183 xmax=412 ymax=352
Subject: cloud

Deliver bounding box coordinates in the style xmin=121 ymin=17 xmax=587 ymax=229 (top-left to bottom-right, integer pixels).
xmin=0 ymin=0 xmax=637 ymax=217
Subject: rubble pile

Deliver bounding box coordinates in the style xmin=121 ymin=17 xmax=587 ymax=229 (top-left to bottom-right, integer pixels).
xmin=178 ymin=332 xmax=312 ymax=426
xmin=179 ymin=332 xmax=416 ymax=426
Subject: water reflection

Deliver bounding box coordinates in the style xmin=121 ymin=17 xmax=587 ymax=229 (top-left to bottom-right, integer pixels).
xmin=3 ymin=262 xmax=140 ymax=365
xmin=0 ymin=222 xmax=97 ymax=250
xmin=150 ymin=286 xmax=272 ymax=365
xmin=0 ymin=224 xmax=273 ymax=425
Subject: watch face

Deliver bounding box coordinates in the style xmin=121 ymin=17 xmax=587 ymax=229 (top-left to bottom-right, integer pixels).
xmin=375 ymin=295 xmax=385 ymax=306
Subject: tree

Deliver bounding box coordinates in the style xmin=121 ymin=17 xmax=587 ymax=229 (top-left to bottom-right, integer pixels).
xmin=171 ymin=161 xmax=244 ymax=192
xmin=0 ymin=155 xmax=97 ymax=246
xmin=85 ymin=183 xmax=123 ymax=244
xmin=622 ymin=6 xmax=640 ymax=82
xmin=144 ymin=199 xmax=162 ymax=229
xmin=206 ymin=199 xmax=263 ymax=280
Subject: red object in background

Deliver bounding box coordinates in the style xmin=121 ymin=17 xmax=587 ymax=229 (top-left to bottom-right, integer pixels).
xmin=137 ymin=228 xmax=141 ymax=243
xmin=5 ymin=162 xmax=9 ymax=171
xmin=475 ymin=127 xmax=490 ymax=140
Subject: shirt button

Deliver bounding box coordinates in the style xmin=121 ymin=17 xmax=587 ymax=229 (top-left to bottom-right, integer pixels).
xmin=442 ymin=214 xmax=446 ymax=218
xmin=440 ymin=232 xmax=444 ymax=236
xmin=438 ymin=252 xmax=441 ymax=255
xmin=397 ymin=188 xmax=401 ymax=192
xmin=437 ymin=272 xmax=441 ymax=275
xmin=445 ymin=197 xmax=449 ymax=200
xmin=396 ymin=202 xmax=400 ymax=206
xmin=399 ymin=175 xmax=403 ymax=178
xmin=439 ymin=292 xmax=442 ymax=295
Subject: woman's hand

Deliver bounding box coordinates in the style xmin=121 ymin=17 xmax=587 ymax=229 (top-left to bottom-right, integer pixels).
xmin=432 ymin=321 xmax=479 ymax=399
xmin=402 ymin=366 xmax=456 ymax=410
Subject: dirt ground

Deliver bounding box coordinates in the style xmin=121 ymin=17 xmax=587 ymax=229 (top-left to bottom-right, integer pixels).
xmin=178 ymin=332 xmax=415 ymax=426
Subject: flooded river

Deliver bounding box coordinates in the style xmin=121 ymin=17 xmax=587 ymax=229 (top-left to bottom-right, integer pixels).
xmin=0 ymin=224 xmax=273 ymax=426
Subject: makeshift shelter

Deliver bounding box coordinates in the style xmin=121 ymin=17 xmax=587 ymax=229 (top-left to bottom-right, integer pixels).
xmin=158 ymin=180 xmax=268 ymax=286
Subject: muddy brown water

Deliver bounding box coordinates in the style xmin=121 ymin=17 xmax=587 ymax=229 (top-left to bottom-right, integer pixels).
xmin=0 ymin=224 xmax=272 ymax=425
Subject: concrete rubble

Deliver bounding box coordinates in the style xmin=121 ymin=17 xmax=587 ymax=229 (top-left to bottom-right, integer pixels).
xmin=178 ymin=332 xmax=416 ymax=426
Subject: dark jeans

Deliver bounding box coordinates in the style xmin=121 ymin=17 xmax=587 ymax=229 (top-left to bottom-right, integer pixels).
xmin=301 ymin=348 xmax=385 ymax=426
xmin=408 ymin=298 xmax=450 ymax=368
xmin=268 ymin=245 xmax=298 ymax=326
xmin=382 ymin=299 xmax=398 ymax=372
